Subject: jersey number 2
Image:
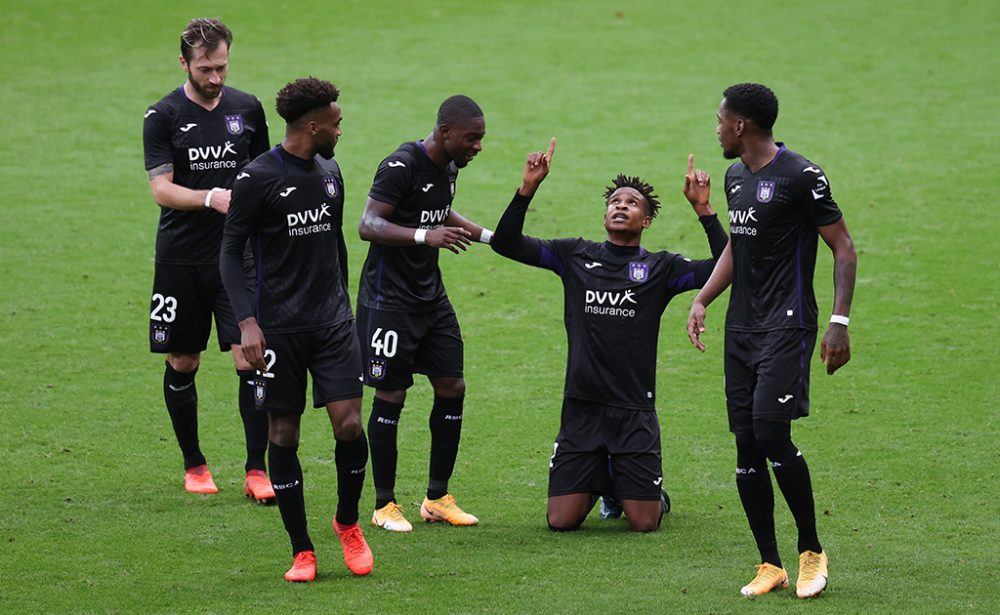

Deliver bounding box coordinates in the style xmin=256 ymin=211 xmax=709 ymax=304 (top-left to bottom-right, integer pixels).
xmin=150 ymin=293 xmax=177 ymax=323
xmin=370 ymin=328 xmax=398 ymax=358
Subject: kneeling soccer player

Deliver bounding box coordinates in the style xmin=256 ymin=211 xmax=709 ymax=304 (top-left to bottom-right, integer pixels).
xmin=220 ymin=77 xmax=371 ymax=581
xmin=491 ymin=139 xmax=726 ymax=531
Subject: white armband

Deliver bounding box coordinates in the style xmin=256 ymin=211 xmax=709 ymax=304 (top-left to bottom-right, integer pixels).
xmin=479 ymin=228 xmax=494 ymax=244
xmin=204 ymin=187 xmax=220 ymax=208
xmin=414 ymin=228 xmax=427 ymax=244
xmin=829 ymin=314 xmax=850 ymax=327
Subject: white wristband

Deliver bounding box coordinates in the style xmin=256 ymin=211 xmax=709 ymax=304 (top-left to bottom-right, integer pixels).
xmin=204 ymin=187 xmax=219 ymax=208
xmin=479 ymin=228 xmax=493 ymax=244
xmin=830 ymin=314 xmax=850 ymax=327
xmin=414 ymin=228 xmax=427 ymax=244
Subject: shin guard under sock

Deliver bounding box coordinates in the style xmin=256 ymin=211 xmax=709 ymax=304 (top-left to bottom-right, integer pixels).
xmin=334 ymin=430 xmax=369 ymax=526
xmin=428 ymin=395 xmax=464 ymax=500
xmin=735 ymin=430 xmax=781 ymax=567
xmin=237 ymin=369 xmax=268 ymax=473
xmin=163 ymin=362 xmax=205 ymax=469
xmin=368 ymin=398 xmax=403 ymax=508
xmin=268 ymin=440 xmax=313 ymax=555
xmin=754 ymin=419 xmax=821 ymax=555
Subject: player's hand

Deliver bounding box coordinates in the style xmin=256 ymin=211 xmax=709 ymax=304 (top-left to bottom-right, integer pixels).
xmin=687 ymin=301 xmax=708 ymax=352
xmin=426 ymin=226 xmax=473 ymax=254
xmin=820 ymin=324 xmax=851 ymax=375
xmin=238 ymin=317 xmax=268 ymax=372
xmin=519 ymin=137 xmax=556 ymax=197
xmin=209 ymin=189 xmax=232 ymax=215
xmin=682 ymin=154 xmax=712 ymax=215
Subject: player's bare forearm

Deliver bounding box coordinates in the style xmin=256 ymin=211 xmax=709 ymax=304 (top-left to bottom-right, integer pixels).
xmin=820 ymin=219 xmax=856 ymax=316
xmin=148 ymin=170 xmax=229 ymax=213
xmin=693 ymin=241 xmax=733 ymax=308
xmin=446 ymin=209 xmax=491 ymax=243
xmin=359 ymin=197 xmax=471 ymax=251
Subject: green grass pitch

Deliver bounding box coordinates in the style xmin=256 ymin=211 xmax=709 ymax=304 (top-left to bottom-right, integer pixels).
xmin=1 ymin=0 xmax=997 ymax=612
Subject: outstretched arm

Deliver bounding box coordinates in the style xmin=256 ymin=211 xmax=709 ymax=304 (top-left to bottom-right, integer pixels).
xmin=445 ymin=209 xmax=494 ymax=244
xmin=818 ymin=218 xmax=856 ymax=374
xmin=491 ymin=139 xmax=561 ymax=269
xmin=358 ymin=197 xmax=473 ymax=254
xmin=679 ymin=154 xmax=727 ymax=284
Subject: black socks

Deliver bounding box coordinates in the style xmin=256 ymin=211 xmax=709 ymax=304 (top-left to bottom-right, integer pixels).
xmin=334 ymin=430 xmax=369 ymax=526
xmin=237 ymin=369 xmax=268 ymax=473
xmin=428 ymin=396 xmax=464 ymax=500
xmin=163 ymin=362 xmax=205 ymax=469
xmin=268 ymin=440 xmax=313 ymax=555
xmin=368 ymin=398 xmax=403 ymax=508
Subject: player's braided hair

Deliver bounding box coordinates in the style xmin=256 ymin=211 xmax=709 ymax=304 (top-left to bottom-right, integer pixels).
xmin=722 ymin=83 xmax=779 ymax=131
xmin=180 ymin=18 xmax=232 ymax=62
xmin=604 ymin=174 xmax=661 ymax=218
xmin=275 ymin=77 xmax=340 ymax=124
xmin=437 ymin=95 xmax=483 ymax=126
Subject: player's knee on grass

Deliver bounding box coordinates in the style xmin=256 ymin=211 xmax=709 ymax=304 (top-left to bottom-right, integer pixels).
xmin=623 ymin=500 xmax=662 ymax=532
xmin=547 ymin=513 xmax=584 ymax=532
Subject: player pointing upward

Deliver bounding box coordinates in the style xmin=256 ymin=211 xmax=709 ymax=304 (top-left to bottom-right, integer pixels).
xmin=492 ymin=138 xmax=727 ymax=532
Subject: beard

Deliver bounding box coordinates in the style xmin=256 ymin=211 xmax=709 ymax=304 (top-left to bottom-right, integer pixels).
xmin=316 ymin=141 xmax=335 ymax=160
xmin=722 ymin=147 xmax=740 ymax=160
xmin=188 ymin=73 xmax=222 ymax=100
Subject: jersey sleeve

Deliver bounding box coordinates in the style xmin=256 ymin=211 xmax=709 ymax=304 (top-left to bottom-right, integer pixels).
xmin=142 ymin=104 xmax=174 ymax=171
xmin=368 ymin=155 xmax=412 ymax=205
xmin=799 ymin=163 xmax=842 ymax=227
xmin=249 ymin=96 xmax=271 ymax=159
xmin=660 ymin=214 xmax=728 ymax=295
xmin=491 ymin=190 xmax=567 ymax=276
xmin=221 ymin=168 xmax=265 ymax=322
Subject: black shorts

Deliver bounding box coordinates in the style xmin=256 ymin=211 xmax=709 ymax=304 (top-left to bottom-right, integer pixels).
xmin=149 ymin=263 xmax=239 ymax=354
xmin=548 ymin=399 xmax=663 ymax=501
xmin=356 ymin=303 xmax=463 ymax=390
xmin=725 ymin=328 xmax=817 ymax=433
xmin=251 ymin=320 xmax=364 ymax=414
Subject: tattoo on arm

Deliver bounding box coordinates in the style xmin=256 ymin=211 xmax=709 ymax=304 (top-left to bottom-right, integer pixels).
xmin=833 ymin=255 xmax=856 ymax=312
xmin=148 ymin=163 xmax=173 ymax=180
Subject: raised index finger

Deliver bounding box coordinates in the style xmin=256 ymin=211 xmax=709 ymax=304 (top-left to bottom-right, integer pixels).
xmin=687 ymin=153 xmax=695 ymax=176
xmin=545 ymin=137 xmax=556 ymax=164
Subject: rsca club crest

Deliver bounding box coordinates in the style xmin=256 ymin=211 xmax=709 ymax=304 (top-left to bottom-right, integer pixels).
xmin=224 ymin=114 xmax=244 ymax=135
xmin=152 ymin=324 xmax=170 ymax=345
xmin=323 ymin=176 xmax=338 ymax=198
xmin=756 ymin=180 xmax=775 ymax=204
xmin=628 ymin=261 xmax=649 ymax=283
xmin=369 ymin=359 xmax=386 ymax=380
xmin=253 ymin=378 xmax=267 ymax=403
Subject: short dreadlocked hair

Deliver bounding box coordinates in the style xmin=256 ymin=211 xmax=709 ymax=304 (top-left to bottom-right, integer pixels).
xmin=180 ymin=18 xmax=232 ymax=63
xmin=275 ymin=77 xmax=340 ymax=124
xmin=604 ymin=174 xmax=660 ymax=218
xmin=722 ymin=83 xmax=779 ymax=131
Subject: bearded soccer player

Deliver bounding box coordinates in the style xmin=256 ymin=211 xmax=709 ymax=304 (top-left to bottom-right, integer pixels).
xmin=220 ymin=77 xmax=372 ymax=582
xmin=142 ymin=18 xmax=274 ymax=502
xmin=491 ymin=139 xmax=727 ymax=532
xmin=357 ymin=95 xmax=492 ymax=532
xmin=687 ymin=83 xmax=856 ymax=599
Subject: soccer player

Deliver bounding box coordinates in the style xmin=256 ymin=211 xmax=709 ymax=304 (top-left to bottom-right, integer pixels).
xmin=686 ymin=83 xmax=857 ymax=599
xmin=220 ymin=77 xmax=372 ymax=582
xmin=491 ymin=139 xmax=727 ymax=532
xmin=142 ymin=18 xmax=274 ymax=502
xmin=357 ymin=95 xmax=491 ymax=532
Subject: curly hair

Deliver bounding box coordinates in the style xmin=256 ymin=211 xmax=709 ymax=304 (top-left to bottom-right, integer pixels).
xmin=437 ymin=95 xmax=483 ymax=126
xmin=604 ymin=174 xmax=660 ymax=218
xmin=275 ymin=77 xmax=340 ymax=124
xmin=722 ymin=83 xmax=779 ymax=131
xmin=180 ymin=18 xmax=232 ymax=62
